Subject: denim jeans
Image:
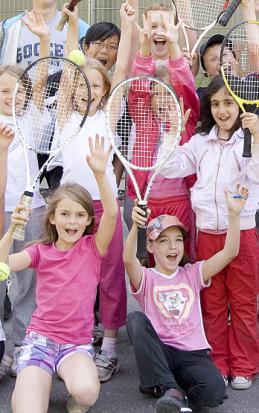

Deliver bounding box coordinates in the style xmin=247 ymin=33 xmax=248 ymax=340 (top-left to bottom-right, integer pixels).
xmin=126 ymin=311 xmax=226 ymax=411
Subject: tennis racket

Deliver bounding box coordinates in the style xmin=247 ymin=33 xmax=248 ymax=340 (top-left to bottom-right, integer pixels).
xmin=106 ymin=76 xmax=183 ymax=259
xmin=56 ymin=0 xmax=82 ymax=31
xmin=218 ymin=0 xmax=242 ymax=26
xmin=12 ymin=56 xmax=91 ymax=240
xmin=220 ymin=20 xmax=259 ymax=158
xmin=171 ymin=0 xmax=236 ymax=57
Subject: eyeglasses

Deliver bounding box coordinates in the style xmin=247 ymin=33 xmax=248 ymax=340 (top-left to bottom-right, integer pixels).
xmin=90 ymin=41 xmax=119 ymax=52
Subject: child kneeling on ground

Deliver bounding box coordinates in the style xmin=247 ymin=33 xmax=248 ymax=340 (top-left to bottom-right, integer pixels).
xmin=124 ymin=185 xmax=248 ymax=413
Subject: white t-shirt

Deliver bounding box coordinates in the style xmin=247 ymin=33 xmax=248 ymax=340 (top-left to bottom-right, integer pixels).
xmin=60 ymin=110 xmax=118 ymax=200
xmin=0 ymin=115 xmax=45 ymax=211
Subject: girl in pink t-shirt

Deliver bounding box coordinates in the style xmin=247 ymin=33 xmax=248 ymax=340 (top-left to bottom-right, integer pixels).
xmin=0 ymin=136 xmax=118 ymax=413
xmin=124 ymin=186 xmax=248 ymax=412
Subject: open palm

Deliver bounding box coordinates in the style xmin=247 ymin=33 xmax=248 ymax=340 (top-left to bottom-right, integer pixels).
xmin=86 ymin=134 xmax=111 ymax=174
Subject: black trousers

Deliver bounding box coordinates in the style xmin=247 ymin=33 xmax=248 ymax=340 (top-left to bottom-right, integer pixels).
xmin=0 ymin=341 xmax=4 ymax=363
xmin=126 ymin=311 xmax=226 ymax=411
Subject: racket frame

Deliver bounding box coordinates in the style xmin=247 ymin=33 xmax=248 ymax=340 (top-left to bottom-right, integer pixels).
xmin=12 ymin=56 xmax=91 ymax=240
xmin=106 ymin=75 xmax=183 ymax=258
xmin=220 ymin=20 xmax=259 ymax=158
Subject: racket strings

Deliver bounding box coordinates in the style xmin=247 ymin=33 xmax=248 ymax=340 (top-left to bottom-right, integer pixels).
xmin=222 ymin=22 xmax=259 ymax=102
xmin=175 ymin=0 xmax=227 ymax=29
xmin=109 ymin=78 xmax=181 ymax=170
xmin=14 ymin=57 xmax=90 ymax=154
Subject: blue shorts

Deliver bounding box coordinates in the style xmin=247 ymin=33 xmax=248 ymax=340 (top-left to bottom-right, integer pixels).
xmin=17 ymin=331 xmax=95 ymax=376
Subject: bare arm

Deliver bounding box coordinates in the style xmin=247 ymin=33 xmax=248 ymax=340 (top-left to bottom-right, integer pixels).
xmin=86 ymin=135 xmax=118 ymax=256
xmin=0 ymin=124 xmax=15 ymax=237
xmin=123 ymin=204 xmax=147 ymax=290
xmin=0 ymin=204 xmax=32 ymax=271
xmin=111 ymin=2 xmax=135 ymax=90
xmin=202 ymin=186 xmax=248 ymax=282
xmin=62 ymin=4 xmax=79 ymax=54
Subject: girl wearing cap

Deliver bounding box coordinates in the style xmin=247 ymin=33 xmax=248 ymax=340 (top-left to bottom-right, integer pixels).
xmin=124 ymin=185 xmax=248 ymax=412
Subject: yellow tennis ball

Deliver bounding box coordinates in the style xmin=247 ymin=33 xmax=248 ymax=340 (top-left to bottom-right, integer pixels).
xmin=68 ymin=50 xmax=86 ymax=66
xmin=0 ymin=262 xmax=10 ymax=282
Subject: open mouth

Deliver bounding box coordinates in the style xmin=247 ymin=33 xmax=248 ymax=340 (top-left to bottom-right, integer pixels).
xmin=154 ymin=39 xmax=166 ymax=48
xmin=97 ymin=58 xmax=108 ymax=66
xmin=65 ymin=229 xmax=77 ymax=236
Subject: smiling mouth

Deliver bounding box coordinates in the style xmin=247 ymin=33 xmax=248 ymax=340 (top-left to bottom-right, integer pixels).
xmin=154 ymin=39 xmax=166 ymax=47
xmin=65 ymin=229 xmax=77 ymax=235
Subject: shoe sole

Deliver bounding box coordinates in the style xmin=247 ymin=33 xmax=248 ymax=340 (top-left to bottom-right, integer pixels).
xmin=155 ymin=396 xmax=182 ymax=413
xmin=231 ymin=382 xmax=252 ymax=390
xmin=99 ymin=364 xmax=120 ymax=383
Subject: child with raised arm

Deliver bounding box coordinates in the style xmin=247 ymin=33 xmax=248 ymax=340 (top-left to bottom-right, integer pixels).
xmin=160 ymin=75 xmax=259 ymax=389
xmin=54 ymin=2 xmax=135 ymax=382
xmin=127 ymin=4 xmax=199 ymax=261
xmin=0 ymin=124 xmax=14 ymax=377
xmin=124 ymin=185 xmax=248 ymax=412
xmin=0 ymin=135 xmax=118 ymax=413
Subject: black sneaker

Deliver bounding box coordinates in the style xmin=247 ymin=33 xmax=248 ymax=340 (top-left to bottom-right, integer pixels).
xmin=155 ymin=388 xmax=192 ymax=413
xmin=139 ymin=385 xmax=165 ymax=398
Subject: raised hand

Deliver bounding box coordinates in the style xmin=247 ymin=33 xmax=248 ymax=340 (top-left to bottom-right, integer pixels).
xmin=120 ymin=2 xmax=136 ymax=26
xmin=10 ymin=203 xmax=30 ymax=230
xmin=62 ymin=2 xmax=78 ymax=28
xmin=132 ymin=201 xmax=150 ymax=227
xmin=137 ymin=13 xmax=151 ymax=56
xmin=240 ymin=112 xmax=259 ymax=143
xmin=225 ymin=184 xmax=249 ymax=216
xmin=161 ymin=13 xmax=180 ymax=46
xmin=86 ymin=134 xmax=111 ymax=174
xmin=21 ymin=9 xmax=50 ymax=39
xmin=0 ymin=123 xmax=15 ymax=151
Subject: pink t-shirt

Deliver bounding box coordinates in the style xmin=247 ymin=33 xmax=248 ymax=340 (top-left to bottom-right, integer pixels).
xmin=130 ymin=262 xmax=211 ymax=351
xmin=25 ymin=235 xmax=102 ymax=344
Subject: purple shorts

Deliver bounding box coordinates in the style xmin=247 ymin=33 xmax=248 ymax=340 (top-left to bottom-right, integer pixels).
xmin=17 ymin=331 xmax=95 ymax=376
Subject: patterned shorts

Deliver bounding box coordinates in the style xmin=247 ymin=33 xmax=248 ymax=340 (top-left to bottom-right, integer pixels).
xmin=17 ymin=331 xmax=95 ymax=376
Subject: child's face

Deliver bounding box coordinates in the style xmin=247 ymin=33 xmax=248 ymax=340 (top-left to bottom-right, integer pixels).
xmin=210 ymin=87 xmax=240 ymax=138
xmin=147 ymin=226 xmax=184 ymax=275
xmin=0 ymin=72 xmax=17 ymax=116
xmin=84 ymin=68 xmax=108 ymax=115
xmin=84 ymin=35 xmax=119 ymax=70
xmin=150 ymin=83 xmax=175 ymax=123
xmin=50 ymin=196 xmax=92 ymax=250
xmin=146 ymin=10 xmax=175 ymax=60
xmin=203 ymin=43 xmax=237 ymax=77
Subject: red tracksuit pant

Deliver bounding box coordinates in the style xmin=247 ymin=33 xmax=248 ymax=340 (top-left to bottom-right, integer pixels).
xmin=197 ymin=229 xmax=258 ymax=378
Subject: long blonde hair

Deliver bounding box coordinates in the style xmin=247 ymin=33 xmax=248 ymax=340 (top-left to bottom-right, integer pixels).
xmin=39 ymin=183 xmax=95 ymax=244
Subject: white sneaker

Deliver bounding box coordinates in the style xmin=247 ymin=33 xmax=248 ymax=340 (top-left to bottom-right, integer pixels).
xmin=66 ymin=394 xmax=89 ymax=413
xmin=231 ymin=376 xmax=252 ymax=390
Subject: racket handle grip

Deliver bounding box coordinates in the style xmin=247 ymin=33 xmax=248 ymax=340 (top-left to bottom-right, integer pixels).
xmin=242 ymin=128 xmax=252 ymax=158
xmin=56 ymin=15 xmax=69 ymax=31
xmin=218 ymin=0 xmax=242 ymax=26
xmin=12 ymin=191 xmax=33 ymax=241
xmin=137 ymin=204 xmax=148 ymax=260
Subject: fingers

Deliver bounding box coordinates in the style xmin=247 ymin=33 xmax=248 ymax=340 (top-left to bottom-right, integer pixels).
xmin=132 ymin=205 xmax=150 ymax=226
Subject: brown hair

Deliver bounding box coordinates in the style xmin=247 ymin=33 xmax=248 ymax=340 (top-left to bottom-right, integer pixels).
xmin=144 ymin=3 xmax=177 ymax=23
xmin=82 ymin=58 xmax=111 ymax=106
xmin=39 ymin=183 xmax=95 ymax=245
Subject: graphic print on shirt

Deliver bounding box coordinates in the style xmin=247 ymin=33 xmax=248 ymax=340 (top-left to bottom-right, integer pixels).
xmin=17 ymin=42 xmax=65 ymax=66
xmin=153 ymin=283 xmax=194 ymax=321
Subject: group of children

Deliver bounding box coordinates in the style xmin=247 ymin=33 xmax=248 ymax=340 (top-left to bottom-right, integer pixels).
xmin=0 ymin=1 xmax=258 ymax=413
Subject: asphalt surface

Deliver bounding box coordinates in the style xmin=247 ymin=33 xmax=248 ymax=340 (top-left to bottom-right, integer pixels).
xmin=0 ymin=218 xmax=259 ymax=413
